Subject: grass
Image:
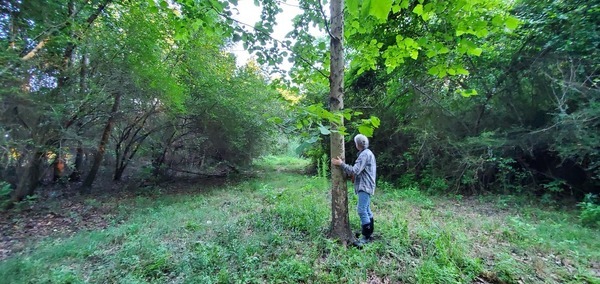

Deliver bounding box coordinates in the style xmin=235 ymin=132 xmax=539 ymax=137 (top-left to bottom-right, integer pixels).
xmin=0 ymin=155 xmax=599 ymax=283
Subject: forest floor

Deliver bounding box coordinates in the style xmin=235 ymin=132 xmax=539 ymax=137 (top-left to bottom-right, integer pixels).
xmin=0 ymin=176 xmax=230 ymax=261
xmin=0 ymin=155 xmax=598 ymax=283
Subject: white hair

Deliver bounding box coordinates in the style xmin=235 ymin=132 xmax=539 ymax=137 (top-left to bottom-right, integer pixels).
xmin=354 ymin=134 xmax=369 ymax=149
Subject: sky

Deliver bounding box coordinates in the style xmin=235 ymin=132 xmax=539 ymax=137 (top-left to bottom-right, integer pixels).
xmin=228 ymin=0 xmax=306 ymax=71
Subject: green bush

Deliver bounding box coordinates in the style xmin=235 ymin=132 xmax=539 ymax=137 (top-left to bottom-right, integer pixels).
xmin=578 ymin=194 xmax=600 ymax=228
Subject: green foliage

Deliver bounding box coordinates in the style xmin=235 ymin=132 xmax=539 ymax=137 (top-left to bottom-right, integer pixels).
xmin=0 ymin=181 xmax=11 ymax=209
xmin=414 ymin=229 xmax=483 ymax=284
xmin=578 ymin=194 xmax=600 ymax=228
xmin=422 ymin=176 xmax=449 ymax=194
xmin=492 ymin=252 xmax=528 ymax=283
xmin=1 ymin=0 xmax=288 ymax=202
xmin=291 ymin=103 xmax=380 ymax=140
xmin=287 ymin=102 xmax=380 ymax=169
xmin=15 ymin=194 xmax=38 ymax=211
xmin=501 ymin=217 xmax=537 ymax=244
xmin=253 ymin=155 xmax=310 ymax=173
xmin=340 ymin=0 xmax=599 ymax=200
xmin=0 ymin=157 xmax=598 ymax=282
xmin=542 ymin=179 xmax=567 ymax=193
xmin=345 ymin=0 xmax=519 ymax=75
xmin=316 ymin=153 xmax=330 ymax=179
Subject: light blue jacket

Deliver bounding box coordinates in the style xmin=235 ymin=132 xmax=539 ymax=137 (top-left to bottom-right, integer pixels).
xmin=341 ymin=148 xmax=376 ymax=195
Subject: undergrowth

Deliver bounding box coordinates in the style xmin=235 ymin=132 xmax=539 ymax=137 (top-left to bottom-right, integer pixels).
xmin=0 ymin=156 xmax=598 ymax=283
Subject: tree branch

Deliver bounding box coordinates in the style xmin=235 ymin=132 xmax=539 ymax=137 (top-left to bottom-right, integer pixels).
xmin=409 ymin=81 xmax=471 ymax=132
xmin=316 ymin=0 xmax=334 ymax=39
xmin=21 ymin=38 xmax=48 ymax=61
xmin=217 ymin=9 xmax=329 ymax=79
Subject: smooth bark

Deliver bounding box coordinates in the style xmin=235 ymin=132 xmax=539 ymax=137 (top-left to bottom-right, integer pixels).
xmin=328 ymin=0 xmax=354 ymax=244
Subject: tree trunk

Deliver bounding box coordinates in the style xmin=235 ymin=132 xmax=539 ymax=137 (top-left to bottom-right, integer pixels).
xmin=328 ymin=0 xmax=354 ymax=244
xmin=81 ymin=92 xmax=121 ymax=191
xmin=10 ymin=151 xmax=44 ymax=205
xmin=69 ymin=141 xmax=84 ymax=182
xmin=114 ymin=164 xmax=126 ymax=181
xmin=152 ymin=130 xmax=176 ymax=177
xmin=68 ymin=53 xmax=88 ymax=182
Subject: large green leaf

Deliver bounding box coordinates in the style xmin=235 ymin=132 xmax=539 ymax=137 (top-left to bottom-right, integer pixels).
xmin=413 ymin=4 xmax=423 ymax=16
xmin=369 ymin=0 xmax=393 ymax=21
xmin=360 ymin=0 xmax=372 ymax=18
xmin=318 ymin=124 xmax=331 ymax=135
xmin=370 ymin=116 xmax=381 ymax=128
xmin=505 ymin=16 xmax=520 ymax=30
xmin=358 ymin=125 xmax=374 ymax=137
xmin=347 ymin=0 xmax=360 ymax=17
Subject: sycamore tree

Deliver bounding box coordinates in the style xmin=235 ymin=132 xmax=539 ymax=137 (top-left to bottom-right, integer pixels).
xmin=200 ymin=0 xmax=518 ymax=244
xmin=258 ymin=0 xmax=519 ymax=244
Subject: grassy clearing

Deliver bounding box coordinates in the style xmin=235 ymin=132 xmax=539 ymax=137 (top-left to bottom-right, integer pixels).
xmin=0 ymin=156 xmax=598 ymax=283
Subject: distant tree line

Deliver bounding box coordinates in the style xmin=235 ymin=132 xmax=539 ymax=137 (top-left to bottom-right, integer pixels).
xmin=342 ymin=0 xmax=599 ymax=199
xmin=0 ymin=1 xmax=287 ymax=208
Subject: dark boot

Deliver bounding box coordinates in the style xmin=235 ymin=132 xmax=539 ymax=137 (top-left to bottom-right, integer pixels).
xmin=361 ymin=223 xmax=373 ymax=241
xmin=354 ymin=218 xmax=374 ymax=244
xmin=352 ymin=223 xmax=373 ymax=248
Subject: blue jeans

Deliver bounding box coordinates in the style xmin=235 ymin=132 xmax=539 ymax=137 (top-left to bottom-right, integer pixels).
xmin=357 ymin=191 xmax=373 ymax=225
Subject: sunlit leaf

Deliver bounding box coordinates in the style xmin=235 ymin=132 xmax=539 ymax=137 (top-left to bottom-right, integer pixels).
xmin=422 ymin=12 xmax=432 ymax=21
xmin=410 ymin=50 xmax=418 ymax=59
xmin=492 ymin=15 xmax=503 ymax=26
xmin=347 ymin=0 xmax=360 ymax=16
xmin=505 ymin=16 xmax=520 ymax=30
xmin=413 ymin=4 xmax=423 ymax=16
xmin=358 ymin=125 xmax=374 ymax=137
xmin=456 ymin=67 xmax=469 ymax=75
xmin=208 ymin=0 xmax=223 ymax=12
xmin=460 ymin=89 xmax=478 ymax=97
xmin=468 ymin=47 xmax=483 ymax=56
xmin=269 ymin=117 xmax=283 ymax=124
xmin=369 ymin=0 xmax=393 ymax=21
xmin=428 ymin=66 xmax=439 ymax=76
xmin=370 ymin=116 xmax=381 ymax=127
xmin=400 ymin=0 xmax=409 ymax=9
xmin=361 ymin=0 xmax=372 ymax=18
xmin=475 ymin=28 xmax=489 ymax=38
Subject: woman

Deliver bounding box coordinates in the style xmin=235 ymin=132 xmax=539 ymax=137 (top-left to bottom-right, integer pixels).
xmin=332 ymin=134 xmax=377 ymax=244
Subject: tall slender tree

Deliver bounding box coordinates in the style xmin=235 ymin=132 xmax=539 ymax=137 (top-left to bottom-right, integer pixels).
xmin=328 ymin=0 xmax=354 ymax=243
